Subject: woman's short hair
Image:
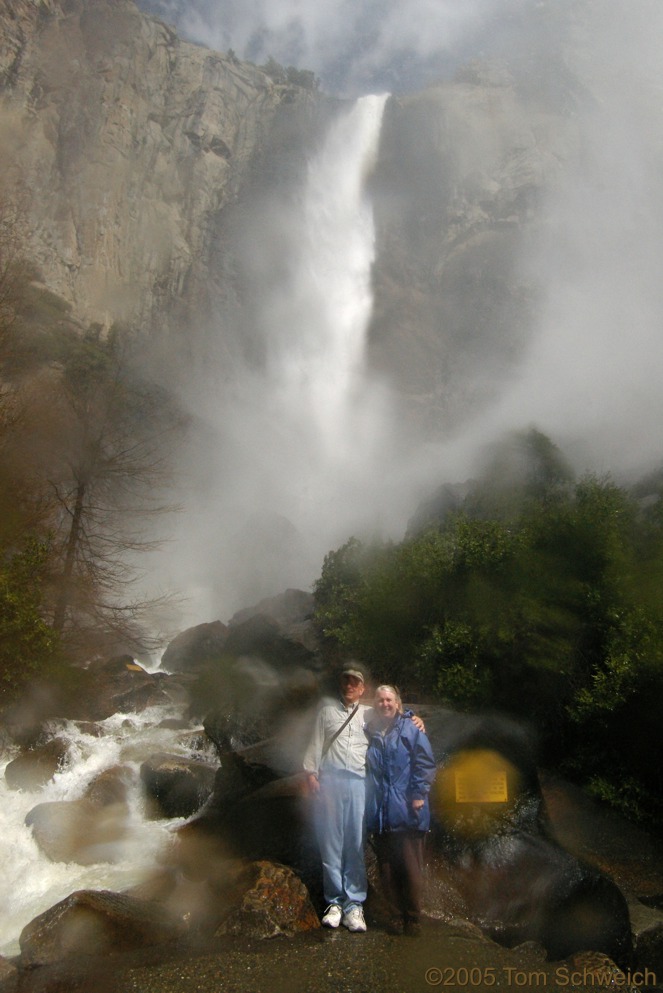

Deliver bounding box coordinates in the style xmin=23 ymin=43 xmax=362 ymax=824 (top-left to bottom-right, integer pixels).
xmin=374 ymin=684 xmax=403 ymax=711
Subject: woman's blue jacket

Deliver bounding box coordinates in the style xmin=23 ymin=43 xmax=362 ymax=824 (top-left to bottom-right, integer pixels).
xmin=365 ymin=711 xmax=437 ymax=834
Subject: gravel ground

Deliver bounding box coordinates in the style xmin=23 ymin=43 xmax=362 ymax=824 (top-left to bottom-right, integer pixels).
xmin=6 ymin=920 xmax=639 ymax=993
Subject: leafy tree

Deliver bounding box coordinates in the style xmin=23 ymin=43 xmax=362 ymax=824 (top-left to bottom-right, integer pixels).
xmin=0 ymin=540 xmax=61 ymax=705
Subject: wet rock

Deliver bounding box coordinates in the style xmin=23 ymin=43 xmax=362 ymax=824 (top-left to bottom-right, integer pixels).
xmin=215 ymin=860 xmax=319 ymax=938
xmin=161 ymin=621 xmax=229 ymax=674
xmin=83 ymin=766 xmax=130 ymax=807
xmin=109 ymin=679 xmax=172 ymax=717
xmin=444 ymin=917 xmax=491 ymax=942
xmin=628 ymin=897 xmax=663 ymax=940
xmin=19 ymin=890 xmax=181 ymax=967
xmin=432 ymin=823 xmax=633 ymax=967
xmin=229 ymin=589 xmax=315 ymax=629
xmin=140 ymin=753 xmax=216 ymax=819
xmin=173 ymin=728 xmax=211 ymax=752
xmin=124 ymin=864 xmax=238 ymax=934
xmin=0 ymin=955 xmax=17 ymax=986
xmin=25 ymin=799 xmax=130 ymax=864
xmin=564 ymin=952 xmax=638 ymax=991
xmin=223 ymin=614 xmax=315 ymax=670
xmin=202 ymin=696 xmax=279 ymax=753
xmin=4 ymin=737 xmax=69 ymax=791
xmin=634 ymin=922 xmax=663 ymax=978
xmin=72 ymin=721 xmax=106 ymax=737
xmin=199 ymin=660 xmax=319 ymax=756
xmin=158 ymin=718 xmax=195 ymax=730
xmin=124 ymin=868 xmax=180 ymax=905
xmin=510 ymin=939 xmax=548 ymax=961
xmin=154 ymin=827 xmax=317 ymax=938
xmin=159 ymin=674 xmax=199 ymax=708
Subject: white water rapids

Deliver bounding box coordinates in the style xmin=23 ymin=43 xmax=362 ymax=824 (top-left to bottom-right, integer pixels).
xmin=0 ymin=704 xmax=214 ymax=957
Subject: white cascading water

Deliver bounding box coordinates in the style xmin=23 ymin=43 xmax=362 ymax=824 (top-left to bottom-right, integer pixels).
xmin=239 ymin=93 xmax=392 ymax=529
xmin=0 ymin=704 xmax=216 ymax=956
xmin=270 ymin=93 xmax=388 ymax=464
xmin=178 ymin=93 xmax=398 ymax=619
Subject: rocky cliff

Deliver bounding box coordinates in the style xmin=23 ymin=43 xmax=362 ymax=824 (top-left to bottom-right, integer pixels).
xmin=0 ymin=0 xmax=584 ymax=429
xmin=0 ymin=0 xmax=321 ymax=335
xmin=368 ymin=62 xmax=579 ymax=431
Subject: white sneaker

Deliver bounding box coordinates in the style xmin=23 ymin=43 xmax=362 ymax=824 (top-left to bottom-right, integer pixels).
xmin=342 ymin=906 xmax=367 ymax=932
xmin=321 ymin=904 xmax=342 ymax=928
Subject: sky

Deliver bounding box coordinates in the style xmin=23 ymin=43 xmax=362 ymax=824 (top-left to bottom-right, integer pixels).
xmin=137 ymin=0 xmax=565 ymax=96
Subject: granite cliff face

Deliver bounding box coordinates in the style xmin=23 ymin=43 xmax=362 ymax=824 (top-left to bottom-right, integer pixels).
xmin=0 ymin=0 xmax=583 ymax=429
xmin=368 ymin=64 xmax=578 ymax=431
xmin=0 ymin=0 xmax=320 ymax=334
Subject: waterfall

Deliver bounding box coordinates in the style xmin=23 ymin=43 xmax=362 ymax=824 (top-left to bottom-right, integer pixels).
xmin=173 ymin=94 xmax=398 ymax=620
xmin=270 ymin=93 xmax=389 ymax=461
xmin=260 ymin=92 xmax=394 ymax=530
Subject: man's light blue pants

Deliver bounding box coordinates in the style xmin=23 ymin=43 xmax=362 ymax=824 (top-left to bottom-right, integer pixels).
xmin=315 ymin=770 xmax=367 ymax=910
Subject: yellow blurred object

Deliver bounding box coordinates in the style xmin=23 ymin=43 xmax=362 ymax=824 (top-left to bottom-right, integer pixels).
xmin=433 ymin=749 xmax=521 ymax=838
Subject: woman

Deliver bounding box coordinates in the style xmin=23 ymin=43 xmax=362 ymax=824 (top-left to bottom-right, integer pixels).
xmin=365 ymin=685 xmax=436 ymax=935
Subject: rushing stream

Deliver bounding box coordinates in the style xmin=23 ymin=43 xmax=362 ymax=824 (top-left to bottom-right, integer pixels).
xmin=0 ymin=703 xmax=214 ymax=957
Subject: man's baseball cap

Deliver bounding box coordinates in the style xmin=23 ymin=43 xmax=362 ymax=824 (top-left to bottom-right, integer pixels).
xmin=341 ymin=668 xmax=365 ymax=683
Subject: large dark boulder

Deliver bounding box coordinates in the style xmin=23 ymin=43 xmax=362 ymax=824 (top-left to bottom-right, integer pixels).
xmin=83 ymin=766 xmax=131 ymax=807
xmin=5 ymin=737 xmax=70 ymax=791
xmin=183 ymin=594 xmax=322 ymax=733
xmin=429 ymin=831 xmax=632 ymax=967
xmin=223 ymin=614 xmax=315 ymax=669
xmin=229 ymin=588 xmax=314 ymax=627
xmin=224 ymin=588 xmax=323 ymax=669
xmin=19 ymin=890 xmax=181 ymax=966
xmin=160 ymin=621 xmax=229 ymax=674
xmin=140 ymin=753 xmax=217 ymax=819
xmin=419 ymin=706 xmax=633 ymax=967
xmin=25 ymin=799 xmax=130 ymax=865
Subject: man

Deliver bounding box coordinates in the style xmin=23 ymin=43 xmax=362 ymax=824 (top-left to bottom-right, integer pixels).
xmin=303 ymin=668 xmax=424 ymax=933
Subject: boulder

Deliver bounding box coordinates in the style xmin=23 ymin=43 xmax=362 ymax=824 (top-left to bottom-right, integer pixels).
xmin=19 ymin=890 xmax=181 ymax=967
xmin=634 ymin=922 xmax=663 ymax=978
xmin=0 ymin=955 xmax=17 ymax=987
xmin=4 ymin=737 xmax=69 ymax=791
xmin=89 ymin=657 xmax=172 ymax=719
xmin=435 ymin=832 xmax=633 ymax=967
xmin=197 ymin=656 xmax=318 ymax=751
xmin=25 ymin=799 xmax=130 ymax=864
xmin=160 ymin=621 xmax=229 ymax=674
xmin=83 ymin=766 xmax=130 ymax=807
xmin=229 ymin=589 xmax=315 ymax=631
xmin=140 ymin=753 xmax=217 ymax=819
xmin=214 ymin=860 xmax=319 ymax=938
xmin=561 ymin=952 xmax=639 ymax=989
xmin=223 ymin=614 xmax=316 ymax=670
xmin=419 ymin=707 xmax=633 ymax=967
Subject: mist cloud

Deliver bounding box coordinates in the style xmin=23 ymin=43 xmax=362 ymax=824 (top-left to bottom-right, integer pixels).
xmin=140 ymin=0 xmax=508 ymax=94
xmin=140 ymin=0 xmax=663 ymax=626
